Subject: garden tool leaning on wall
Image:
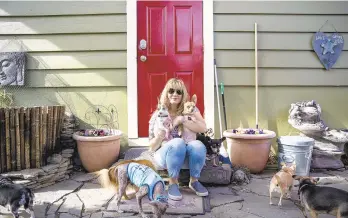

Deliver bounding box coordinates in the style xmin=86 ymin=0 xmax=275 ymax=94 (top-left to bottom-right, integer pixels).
xmin=214 ymin=59 xmax=232 ymax=167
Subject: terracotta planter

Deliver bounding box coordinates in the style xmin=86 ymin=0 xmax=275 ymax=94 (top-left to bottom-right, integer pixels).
xmin=223 ymin=129 xmax=276 ymax=173
xmin=73 ymin=129 xmax=123 ymax=172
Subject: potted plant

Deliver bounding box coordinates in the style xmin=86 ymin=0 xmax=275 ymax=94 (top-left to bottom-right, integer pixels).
xmin=72 ymin=105 xmax=123 ymax=172
xmin=223 ymin=23 xmax=276 ymax=173
xmin=223 ymin=128 xmax=275 ymax=173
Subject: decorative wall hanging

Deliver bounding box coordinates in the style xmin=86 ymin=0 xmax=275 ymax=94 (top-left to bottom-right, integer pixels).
xmin=0 ymin=52 xmax=26 ymax=86
xmin=312 ymin=20 xmax=344 ymax=70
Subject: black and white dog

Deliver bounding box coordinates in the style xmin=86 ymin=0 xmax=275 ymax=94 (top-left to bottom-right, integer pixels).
xmin=0 ymin=175 xmax=35 ymax=218
xmin=197 ymin=132 xmax=226 ymax=167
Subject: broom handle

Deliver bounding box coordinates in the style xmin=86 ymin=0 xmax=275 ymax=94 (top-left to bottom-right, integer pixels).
xmin=220 ymin=83 xmax=227 ymax=130
xmin=255 ymin=23 xmax=259 ymax=129
xmin=214 ymin=59 xmax=223 ymax=138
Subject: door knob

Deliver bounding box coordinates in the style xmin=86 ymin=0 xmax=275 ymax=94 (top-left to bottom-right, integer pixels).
xmin=140 ymin=55 xmax=147 ymax=62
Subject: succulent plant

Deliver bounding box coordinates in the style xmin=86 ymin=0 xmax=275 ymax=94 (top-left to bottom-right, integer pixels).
xmin=231 ymin=128 xmax=265 ymax=135
xmin=78 ymin=129 xmax=111 ymax=137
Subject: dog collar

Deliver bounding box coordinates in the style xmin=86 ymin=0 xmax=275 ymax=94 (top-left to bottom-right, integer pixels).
xmin=297 ymin=184 xmax=309 ymax=199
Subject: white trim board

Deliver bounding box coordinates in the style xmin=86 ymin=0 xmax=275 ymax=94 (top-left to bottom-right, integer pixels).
xmin=127 ymin=0 xmax=215 ymax=139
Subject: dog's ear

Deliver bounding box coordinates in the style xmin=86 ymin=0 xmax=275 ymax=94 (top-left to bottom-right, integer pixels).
xmin=191 ymin=94 xmax=197 ymax=104
xmin=292 ymin=175 xmax=301 ymax=180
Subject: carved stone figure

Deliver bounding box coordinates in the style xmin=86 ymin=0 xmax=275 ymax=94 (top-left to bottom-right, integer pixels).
xmin=288 ymin=100 xmax=348 ymax=169
xmin=0 ymin=52 xmax=26 ymax=86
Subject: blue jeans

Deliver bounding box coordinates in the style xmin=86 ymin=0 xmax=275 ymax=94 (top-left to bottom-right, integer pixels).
xmin=154 ymin=138 xmax=206 ymax=178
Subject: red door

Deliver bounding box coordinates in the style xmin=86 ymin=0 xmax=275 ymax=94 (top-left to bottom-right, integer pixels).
xmin=137 ymin=1 xmax=204 ymax=137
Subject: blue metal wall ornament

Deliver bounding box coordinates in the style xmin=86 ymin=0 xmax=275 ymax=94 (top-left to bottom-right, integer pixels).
xmin=312 ymin=21 xmax=344 ymax=70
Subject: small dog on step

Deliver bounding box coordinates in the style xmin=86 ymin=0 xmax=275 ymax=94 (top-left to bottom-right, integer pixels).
xmin=269 ymin=161 xmax=296 ymax=206
xmin=293 ymin=175 xmax=348 ymax=218
xmin=197 ymin=133 xmax=226 ymax=167
xmin=0 ymin=175 xmax=35 ymax=218
xmin=96 ymin=159 xmax=169 ymax=218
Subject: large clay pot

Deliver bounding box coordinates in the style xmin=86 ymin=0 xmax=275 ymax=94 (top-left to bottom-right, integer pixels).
xmin=73 ymin=129 xmax=123 ymax=172
xmin=223 ymin=129 xmax=276 ymax=173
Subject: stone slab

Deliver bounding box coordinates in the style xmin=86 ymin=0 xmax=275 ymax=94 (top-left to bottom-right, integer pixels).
xmin=108 ymin=187 xmax=205 ymax=215
xmin=70 ymin=171 xmax=98 ymax=182
xmin=207 ymin=186 xmax=243 ymax=208
xmin=77 ymin=182 xmax=115 ymax=213
xmin=59 ymin=193 xmax=83 ymax=217
xmin=34 ymin=179 xmax=82 ymax=204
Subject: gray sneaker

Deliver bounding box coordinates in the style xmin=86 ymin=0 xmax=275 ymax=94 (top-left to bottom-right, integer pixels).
xmin=189 ymin=181 xmax=209 ymax=197
xmin=168 ymin=183 xmax=182 ymax=201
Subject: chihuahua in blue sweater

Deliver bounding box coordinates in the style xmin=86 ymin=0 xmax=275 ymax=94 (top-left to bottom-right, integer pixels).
xmin=96 ymin=159 xmax=168 ymax=218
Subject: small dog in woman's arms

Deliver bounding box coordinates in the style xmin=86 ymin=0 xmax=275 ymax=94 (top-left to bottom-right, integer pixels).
xmin=154 ymin=104 xmax=173 ymax=141
xmin=96 ymin=159 xmax=169 ymax=218
xmin=0 ymin=175 xmax=35 ymax=218
xmin=294 ymin=175 xmax=348 ymax=218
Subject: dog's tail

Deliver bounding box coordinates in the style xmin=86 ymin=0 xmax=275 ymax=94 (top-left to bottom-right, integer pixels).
xmin=95 ymin=159 xmax=156 ymax=190
xmin=96 ymin=166 xmax=118 ymax=190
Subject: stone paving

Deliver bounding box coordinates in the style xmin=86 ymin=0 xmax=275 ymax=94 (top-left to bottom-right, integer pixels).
xmin=1 ymin=168 xmax=348 ymax=218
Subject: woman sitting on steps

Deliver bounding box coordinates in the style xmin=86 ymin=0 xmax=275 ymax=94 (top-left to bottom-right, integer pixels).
xmin=148 ymin=78 xmax=209 ymax=201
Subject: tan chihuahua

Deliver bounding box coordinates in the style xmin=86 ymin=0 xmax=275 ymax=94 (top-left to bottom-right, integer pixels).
xmin=179 ymin=94 xmax=198 ymax=143
xmin=269 ymin=161 xmax=296 ymax=206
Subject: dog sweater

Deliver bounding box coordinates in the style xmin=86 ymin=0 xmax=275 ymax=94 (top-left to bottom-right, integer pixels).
xmin=127 ymin=162 xmax=165 ymax=201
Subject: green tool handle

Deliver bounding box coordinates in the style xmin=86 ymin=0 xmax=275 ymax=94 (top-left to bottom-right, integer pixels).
xmin=220 ymin=83 xmax=224 ymax=94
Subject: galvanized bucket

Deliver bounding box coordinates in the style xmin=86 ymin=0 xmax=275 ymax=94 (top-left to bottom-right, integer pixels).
xmin=277 ymin=136 xmax=314 ymax=176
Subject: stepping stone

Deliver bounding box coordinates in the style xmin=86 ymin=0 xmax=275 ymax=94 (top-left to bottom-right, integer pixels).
xmin=107 ymin=187 xmax=207 ymax=215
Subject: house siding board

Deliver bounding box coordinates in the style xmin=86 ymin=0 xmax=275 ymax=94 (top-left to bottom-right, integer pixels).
xmin=212 ymin=1 xmax=348 ymax=147
xmin=214 ymin=1 xmax=348 ymax=86
xmin=0 ymin=2 xmax=128 ymax=133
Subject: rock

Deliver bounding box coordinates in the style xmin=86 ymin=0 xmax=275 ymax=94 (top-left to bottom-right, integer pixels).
xmin=42 ymin=164 xmax=60 ymax=173
xmin=199 ymin=164 xmax=232 ymax=185
xmin=62 ymin=149 xmax=74 ymax=154
xmin=311 ymin=153 xmax=345 ymax=169
xmin=13 ymin=179 xmax=32 ymax=185
xmin=1 ymin=168 xmax=44 ymax=180
xmin=47 ymin=154 xmax=63 ymax=164
xmin=62 ymin=153 xmax=73 ymax=158
xmin=288 ymin=100 xmax=346 ymax=169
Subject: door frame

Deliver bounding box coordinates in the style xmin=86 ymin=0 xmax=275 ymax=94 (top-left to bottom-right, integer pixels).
xmin=127 ymin=0 xmax=215 ymax=139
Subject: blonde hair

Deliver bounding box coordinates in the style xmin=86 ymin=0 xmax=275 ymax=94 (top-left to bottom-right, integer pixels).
xmin=158 ymin=78 xmax=189 ymax=116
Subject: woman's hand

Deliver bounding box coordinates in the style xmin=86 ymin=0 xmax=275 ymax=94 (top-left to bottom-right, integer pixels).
xmin=148 ymin=130 xmax=166 ymax=151
xmin=156 ymin=129 xmax=166 ymax=139
xmin=182 ymin=111 xmax=207 ymax=133
xmin=172 ymin=115 xmax=185 ymax=127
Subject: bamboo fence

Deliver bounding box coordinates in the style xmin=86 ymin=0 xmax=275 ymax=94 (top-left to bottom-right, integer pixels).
xmin=0 ymin=105 xmax=65 ymax=173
